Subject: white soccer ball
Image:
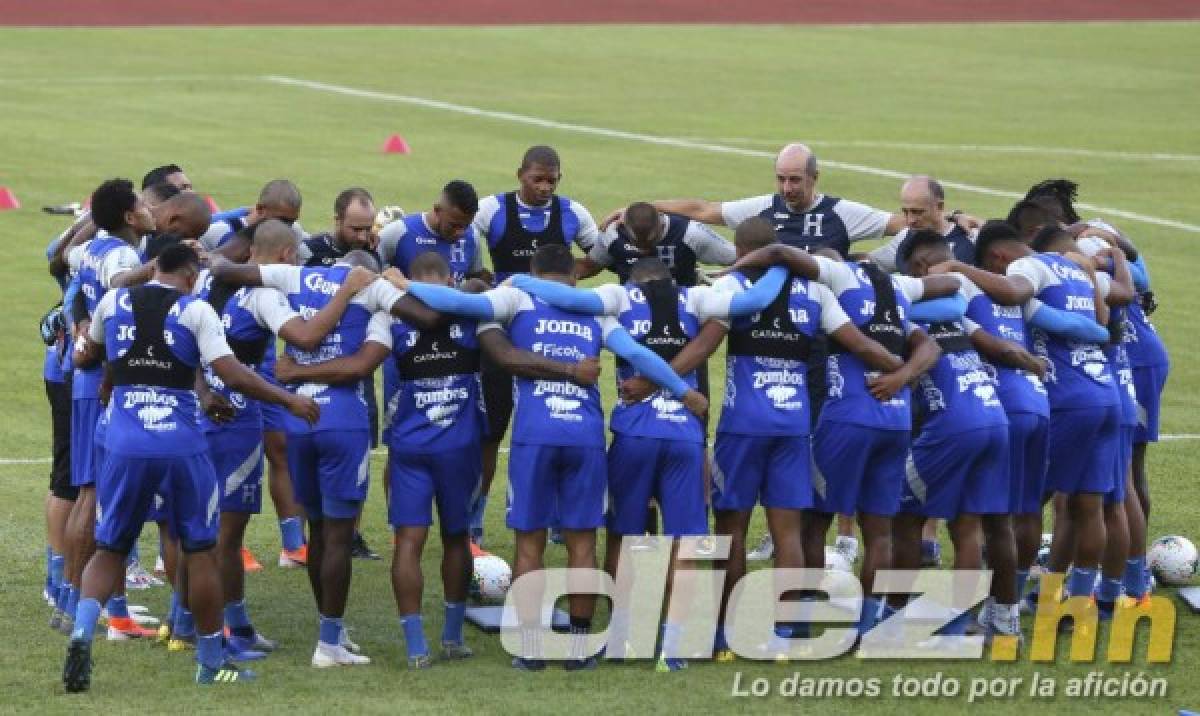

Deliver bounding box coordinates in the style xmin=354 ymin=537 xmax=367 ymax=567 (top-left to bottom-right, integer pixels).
xmin=824 ymin=547 xmax=852 ymax=573
xmin=1148 ymin=535 xmax=1199 ymax=586
xmin=473 ymin=554 xmax=512 ymax=601
xmin=374 ymin=205 xmax=406 ymax=231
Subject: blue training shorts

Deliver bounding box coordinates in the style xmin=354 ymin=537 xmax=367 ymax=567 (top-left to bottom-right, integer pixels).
xmin=387 ymin=447 xmax=481 ymax=534
xmin=287 ymin=430 xmax=371 ymax=520
xmin=70 ymin=398 xmax=102 ymax=488
xmin=1046 ymin=405 xmax=1119 ymax=496
xmin=812 ymin=420 xmax=908 ymax=517
xmin=712 ymin=434 xmax=811 ymax=512
xmin=901 ymin=424 xmax=1010 ymax=519
xmin=208 ymin=428 xmax=264 ymax=514
xmin=96 ymin=452 xmax=218 ymax=554
xmin=507 ymin=443 xmax=606 ymax=531
xmin=1006 ymin=412 xmax=1049 ymax=515
xmin=608 ymin=434 xmax=706 ymax=536
xmin=1132 ymin=363 xmax=1168 ymax=444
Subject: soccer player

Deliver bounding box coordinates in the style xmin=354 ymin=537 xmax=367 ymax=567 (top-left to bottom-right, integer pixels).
xmin=56 ymin=179 xmax=155 ymax=639
xmin=722 ymin=241 xmax=951 ymax=636
xmin=575 ymin=201 xmax=735 ymax=284
xmin=868 ymin=176 xmax=976 ymax=273
xmin=62 ymin=243 xmax=320 ymax=691
xmin=602 ymin=144 xmax=977 ymax=256
xmin=201 ymin=179 xmax=306 ymax=256
xmin=932 ymin=224 xmax=1135 ymax=609
xmin=210 ymin=248 xmax=440 ymax=667
xmin=508 ymin=231 xmax=795 ymax=668
xmin=895 ymin=230 xmax=1016 ymax=637
xmin=197 ymin=220 xmax=376 ymax=656
xmin=468 ymin=146 xmax=601 ymax=546
xmin=392 ymin=243 xmax=707 ymax=671
xmin=276 ymin=251 xmax=601 ymax=668
xmin=379 ymin=181 xmax=486 ymax=285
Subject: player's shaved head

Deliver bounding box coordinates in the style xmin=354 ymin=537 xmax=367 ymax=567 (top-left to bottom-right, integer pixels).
xmin=156 ymin=191 xmax=212 ymax=239
xmin=259 ymin=179 xmax=303 ymax=213
xmin=775 ymin=143 xmax=819 ymax=210
xmin=1030 ymin=224 xmax=1077 ymax=254
xmin=629 ymin=257 xmax=671 ymax=284
xmin=342 ymin=248 xmax=382 ymax=273
xmin=156 ymin=242 xmax=201 ymax=276
xmin=521 ymin=145 xmax=561 ymax=171
xmin=776 ymin=143 xmax=817 ymax=177
xmin=902 ymin=175 xmax=944 ymax=202
xmin=625 ymin=202 xmax=662 ymax=245
xmin=250 ymin=218 xmax=299 ymax=263
xmin=975 ymin=219 xmax=1029 ymax=273
xmin=734 ymin=216 xmax=778 ymax=255
xmin=409 ymin=251 xmax=452 ymax=284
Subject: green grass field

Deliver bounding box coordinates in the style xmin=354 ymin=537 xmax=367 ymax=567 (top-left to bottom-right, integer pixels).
xmin=0 ymin=22 xmax=1198 ymax=714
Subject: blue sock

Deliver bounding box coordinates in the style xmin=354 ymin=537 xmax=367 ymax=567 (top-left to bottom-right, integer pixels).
xmin=224 ymin=600 xmax=252 ymax=631
xmin=128 ymin=542 xmax=140 ymax=566
xmin=714 ymin=625 xmax=730 ymax=652
xmin=660 ymin=622 xmax=682 ymax=658
xmin=50 ymin=554 xmax=65 ymax=592
xmin=56 ymin=582 xmax=71 ymax=611
xmin=71 ymin=598 xmax=102 ymax=642
xmin=1096 ymin=577 xmax=1122 ymax=605
xmin=106 ymin=595 xmax=129 ymax=619
xmin=66 ymin=586 xmax=80 ymax=620
xmin=442 ymin=602 xmax=466 ymax=645
xmin=1015 ymin=569 xmax=1030 ymax=599
xmin=167 ymin=591 xmax=180 ymax=628
xmin=1067 ymin=567 xmax=1098 ymax=599
xmin=319 ymin=614 xmax=343 ymax=646
xmin=856 ymin=597 xmax=881 ymax=633
xmin=197 ymin=632 xmax=224 ymax=670
xmin=45 ymin=546 xmax=53 ymax=591
xmin=176 ymin=608 xmax=196 ymax=638
xmin=400 ymin=614 xmax=428 ymax=657
xmin=279 ymin=517 xmax=305 ymax=552
xmin=1123 ymin=557 xmax=1147 ymax=599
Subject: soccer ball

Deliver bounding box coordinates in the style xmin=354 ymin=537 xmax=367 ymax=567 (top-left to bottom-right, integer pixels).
xmin=373 ymin=205 xmax=405 ymax=232
xmin=1148 ymin=535 xmax=1199 ymax=586
xmin=473 ymin=554 xmax=512 ymax=601
xmin=824 ymin=546 xmax=852 ymax=573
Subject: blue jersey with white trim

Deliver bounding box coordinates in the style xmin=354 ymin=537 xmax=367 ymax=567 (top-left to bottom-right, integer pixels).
xmin=74 ymin=237 xmax=134 ymax=400
xmin=283 ymin=265 xmax=373 ymax=433
xmin=196 ymin=271 xmax=265 ymax=431
xmin=611 ymin=283 xmax=703 ymax=443
xmin=386 ymin=318 xmax=485 ymax=451
xmin=390 ymin=214 xmax=478 ymax=285
xmin=964 ymin=290 xmax=1049 ymax=417
xmin=914 ymin=320 xmax=1009 ymax=436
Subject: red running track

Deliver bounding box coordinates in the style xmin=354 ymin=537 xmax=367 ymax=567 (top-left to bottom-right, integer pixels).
xmin=0 ymin=0 xmax=1197 ymax=26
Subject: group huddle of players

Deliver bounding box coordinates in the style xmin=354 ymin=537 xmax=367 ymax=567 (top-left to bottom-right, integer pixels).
xmin=40 ymin=142 xmax=1170 ymax=691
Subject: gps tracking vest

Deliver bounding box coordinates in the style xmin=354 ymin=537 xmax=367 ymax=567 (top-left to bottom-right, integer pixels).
xmin=106 ymin=285 xmax=204 ymax=456
xmin=758 ymin=194 xmax=852 ymax=258
xmin=611 ymin=280 xmax=702 ymax=442
xmin=913 ymin=320 xmax=1007 ymax=435
xmin=197 ymin=274 xmax=269 ymax=430
xmin=720 ymin=271 xmax=816 ymax=437
xmin=490 ymin=192 xmax=566 ymax=279
xmin=607 ymin=215 xmax=698 ymax=287
xmin=388 ymin=319 xmax=484 ymax=450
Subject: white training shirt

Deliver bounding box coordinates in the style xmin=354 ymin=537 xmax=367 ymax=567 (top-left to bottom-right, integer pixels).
xmin=257 ymin=264 xmax=406 ymax=314
xmin=711 ymin=272 xmax=852 ymax=334
xmin=1007 ymin=255 xmax=1111 ymax=320
xmin=193 ymin=268 xmax=301 ymax=333
xmin=68 ymin=239 xmax=141 ymax=288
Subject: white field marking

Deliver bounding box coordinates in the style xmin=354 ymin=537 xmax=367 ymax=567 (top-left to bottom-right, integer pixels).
xmin=0 ymin=75 xmax=258 ymax=85
xmin=262 ymin=75 xmax=1200 ymax=235
xmin=1161 ymin=434 xmax=1200 ymax=441
xmin=692 ymin=137 xmax=1200 ymax=163
xmin=0 ymin=458 xmax=50 ymax=465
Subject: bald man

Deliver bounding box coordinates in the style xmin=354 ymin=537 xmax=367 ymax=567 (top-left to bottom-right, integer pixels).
xmin=606 ymin=144 xmax=920 ymax=258
xmin=868 ymin=176 xmax=976 ymax=273
xmin=199 ymin=179 xmax=306 ymax=253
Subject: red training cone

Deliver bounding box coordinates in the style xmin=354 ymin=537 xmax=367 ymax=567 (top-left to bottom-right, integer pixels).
xmin=382 ymin=134 xmax=411 ymax=154
xmin=0 ymin=186 xmax=20 ymax=210
xmin=205 ymin=195 xmax=221 ymax=213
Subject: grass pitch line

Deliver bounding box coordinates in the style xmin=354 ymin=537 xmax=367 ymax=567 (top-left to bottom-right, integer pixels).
xmin=263 ymin=75 xmax=1200 ymax=236
xmin=696 ymin=137 xmax=1200 ymax=164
